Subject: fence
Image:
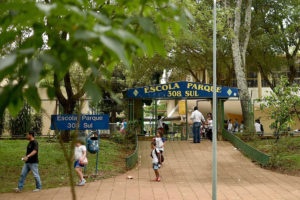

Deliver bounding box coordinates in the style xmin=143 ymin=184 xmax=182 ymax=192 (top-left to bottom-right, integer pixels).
xmin=143 ymin=123 xmax=191 ymax=141
xmin=125 ymin=133 xmax=139 ymax=169
xmin=222 ymin=129 xmax=270 ymax=166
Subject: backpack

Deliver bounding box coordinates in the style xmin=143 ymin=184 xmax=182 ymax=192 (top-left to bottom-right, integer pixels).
xmin=151 ymin=149 xmax=164 ymax=164
xmin=260 ymin=124 xmax=264 ymax=132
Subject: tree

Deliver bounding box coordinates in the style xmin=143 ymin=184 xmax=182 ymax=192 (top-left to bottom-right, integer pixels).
xmin=0 ymin=0 xmax=191 ymax=116
xmin=248 ymin=0 xmax=300 ymax=89
xmin=93 ymin=65 xmax=127 ymax=122
xmin=129 ymin=0 xmax=236 ymax=87
xmin=9 ymin=103 xmax=31 ymax=137
xmin=0 ymin=1 xmax=190 ymax=199
xmin=226 ymin=0 xmax=253 ymax=130
xmin=260 ymin=76 xmax=300 ymax=142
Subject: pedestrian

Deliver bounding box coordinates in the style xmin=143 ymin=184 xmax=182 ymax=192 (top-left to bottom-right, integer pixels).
xmin=255 ymin=119 xmax=262 ymax=136
xmin=162 ymin=122 xmax=169 ymax=135
xmin=190 ymin=106 xmax=205 ymax=143
xmin=74 ymin=140 xmax=88 ymax=186
xmin=233 ymin=119 xmax=239 ymax=133
xmin=157 ymin=116 xmax=164 ymax=134
xmin=14 ymin=131 xmax=42 ymax=193
xmin=153 ymin=129 xmax=165 ymax=166
xmin=150 ymin=141 xmax=162 ymax=182
xmin=120 ymin=119 xmax=127 ymax=134
xmin=240 ymin=121 xmax=244 ymax=133
xmin=206 ymin=113 xmax=213 ymax=141
xmin=227 ymin=119 xmax=233 ymax=132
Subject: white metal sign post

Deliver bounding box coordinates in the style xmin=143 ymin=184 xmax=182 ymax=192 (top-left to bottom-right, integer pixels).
xmin=212 ymin=0 xmax=218 ymax=199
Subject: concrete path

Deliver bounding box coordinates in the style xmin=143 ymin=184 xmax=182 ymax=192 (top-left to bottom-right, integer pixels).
xmin=1 ymin=141 xmax=300 ymax=200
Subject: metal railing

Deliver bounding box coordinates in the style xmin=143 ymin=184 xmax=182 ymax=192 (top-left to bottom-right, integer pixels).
xmin=125 ymin=134 xmax=138 ymax=169
xmin=222 ymin=129 xmax=270 ymax=166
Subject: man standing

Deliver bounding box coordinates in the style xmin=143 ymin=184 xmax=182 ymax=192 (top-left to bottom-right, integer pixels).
xmin=157 ymin=116 xmax=164 ymax=134
xmin=190 ymin=106 xmax=205 ymax=143
xmin=14 ymin=131 xmax=41 ymax=192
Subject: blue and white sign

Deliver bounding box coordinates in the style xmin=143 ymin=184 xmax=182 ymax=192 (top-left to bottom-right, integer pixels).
xmin=51 ymin=115 xmax=109 ymax=130
xmin=126 ymin=81 xmax=239 ymax=99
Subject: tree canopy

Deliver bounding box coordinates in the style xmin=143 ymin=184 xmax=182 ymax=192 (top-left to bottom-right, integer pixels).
xmin=0 ymin=0 xmax=191 ymax=117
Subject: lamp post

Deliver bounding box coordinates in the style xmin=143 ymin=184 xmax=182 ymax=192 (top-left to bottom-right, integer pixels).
xmin=212 ymin=0 xmax=218 ymax=200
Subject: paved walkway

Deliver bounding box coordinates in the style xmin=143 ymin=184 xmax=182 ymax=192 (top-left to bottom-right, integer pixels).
xmin=1 ymin=141 xmax=300 ymax=200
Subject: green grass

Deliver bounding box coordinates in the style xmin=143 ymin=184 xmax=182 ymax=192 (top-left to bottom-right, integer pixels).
xmin=0 ymin=138 xmax=130 ymax=193
xmin=248 ymin=137 xmax=300 ymax=175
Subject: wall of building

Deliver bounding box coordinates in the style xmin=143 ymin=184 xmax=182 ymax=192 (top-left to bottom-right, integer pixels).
xmin=2 ymin=88 xmax=90 ymax=136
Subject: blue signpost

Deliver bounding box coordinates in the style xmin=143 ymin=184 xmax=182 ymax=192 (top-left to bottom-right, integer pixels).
xmin=51 ymin=114 xmax=109 ymax=130
xmin=51 ymin=114 xmax=109 ymax=175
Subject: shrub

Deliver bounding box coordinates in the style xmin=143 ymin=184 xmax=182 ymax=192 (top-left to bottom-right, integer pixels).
xmin=32 ymin=113 xmax=43 ymax=136
xmin=9 ymin=104 xmax=31 ymax=137
xmin=126 ymin=128 xmax=137 ymax=144
xmin=111 ymin=131 xmax=125 ymax=144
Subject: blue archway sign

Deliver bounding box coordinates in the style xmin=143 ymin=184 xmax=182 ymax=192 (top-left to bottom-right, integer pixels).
xmin=126 ymin=81 xmax=239 ymax=99
xmin=51 ymin=114 xmax=109 ymax=130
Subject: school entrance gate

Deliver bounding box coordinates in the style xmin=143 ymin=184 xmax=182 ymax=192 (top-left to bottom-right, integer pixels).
xmin=125 ymin=81 xmax=240 ymax=139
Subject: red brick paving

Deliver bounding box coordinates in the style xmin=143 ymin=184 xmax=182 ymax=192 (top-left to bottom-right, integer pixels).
xmin=1 ymin=141 xmax=300 ymax=200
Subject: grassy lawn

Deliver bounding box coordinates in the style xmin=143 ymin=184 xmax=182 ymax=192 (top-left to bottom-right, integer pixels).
xmin=0 ymin=138 xmax=130 ymax=193
xmin=248 ymin=137 xmax=300 ymax=175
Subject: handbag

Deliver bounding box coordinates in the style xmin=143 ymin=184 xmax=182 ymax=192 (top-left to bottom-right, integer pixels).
xmin=79 ymin=157 xmax=88 ymax=165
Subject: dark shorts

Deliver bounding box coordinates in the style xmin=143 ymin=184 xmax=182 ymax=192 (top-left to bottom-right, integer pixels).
xmin=74 ymin=160 xmax=84 ymax=168
xmin=153 ymin=163 xmax=160 ymax=170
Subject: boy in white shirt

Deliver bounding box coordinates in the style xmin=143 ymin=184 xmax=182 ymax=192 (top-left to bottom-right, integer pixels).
xmin=151 ymin=141 xmax=161 ymax=182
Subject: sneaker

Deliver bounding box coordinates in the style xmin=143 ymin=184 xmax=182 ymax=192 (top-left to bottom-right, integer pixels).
xmin=77 ymin=179 xmax=86 ymax=186
xmin=157 ymin=177 xmax=161 ymax=182
xmin=33 ymin=189 xmax=41 ymax=192
xmin=14 ymin=188 xmax=21 ymax=193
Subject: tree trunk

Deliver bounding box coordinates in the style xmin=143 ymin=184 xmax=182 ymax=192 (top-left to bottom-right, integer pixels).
xmin=110 ymin=104 xmax=117 ymax=123
xmin=54 ymin=72 xmax=85 ymax=142
xmin=231 ymin=0 xmax=253 ymax=131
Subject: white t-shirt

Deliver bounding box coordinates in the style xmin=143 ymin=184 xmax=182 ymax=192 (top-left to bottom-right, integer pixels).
xmin=152 ymin=148 xmax=160 ymax=163
xmin=155 ymin=137 xmax=164 ymax=151
xmin=240 ymin=124 xmax=244 ymax=132
xmin=190 ymin=110 xmax=205 ymax=123
xmin=158 ymin=119 xmax=163 ymax=128
xmin=255 ymin=122 xmax=261 ymax=133
xmin=228 ymin=123 xmax=233 ymax=131
xmin=74 ymin=145 xmax=86 ymax=160
xmin=207 ymin=119 xmax=213 ymax=129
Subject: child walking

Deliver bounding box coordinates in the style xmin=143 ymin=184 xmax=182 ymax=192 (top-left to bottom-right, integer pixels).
xmin=151 ymin=141 xmax=161 ymax=182
xmin=74 ymin=140 xmax=88 ymax=186
xmin=153 ymin=129 xmax=165 ymax=167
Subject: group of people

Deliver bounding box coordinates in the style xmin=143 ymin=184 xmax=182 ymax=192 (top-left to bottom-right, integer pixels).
xmin=14 ymin=131 xmax=89 ymax=193
xmin=227 ymin=118 xmax=264 ymax=135
xmin=190 ymin=106 xmax=213 ymax=143
xmin=227 ymin=119 xmax=244 ymax=133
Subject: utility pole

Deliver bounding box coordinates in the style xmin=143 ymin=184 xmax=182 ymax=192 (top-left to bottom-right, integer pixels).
xmin=212 ymin=0 xmax=218 ymax=199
